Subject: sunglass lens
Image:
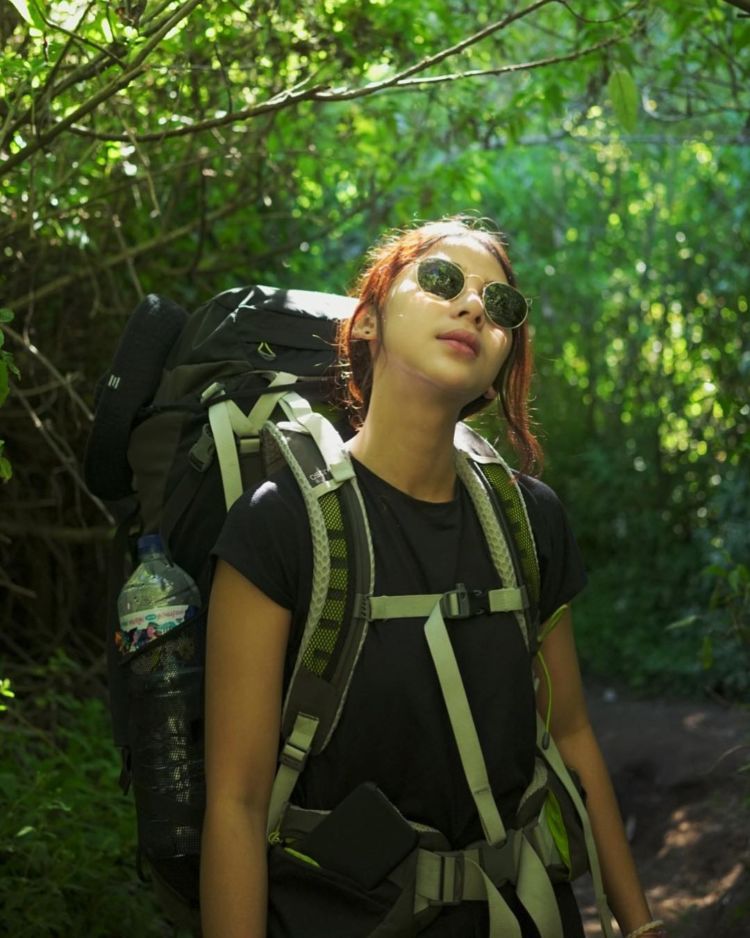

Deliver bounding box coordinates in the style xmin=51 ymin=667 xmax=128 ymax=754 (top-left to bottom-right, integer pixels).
xmin=484 ymin=283 xmax=528 ymax=328
xmin=417 ymin=258 xmax=464 ymax=300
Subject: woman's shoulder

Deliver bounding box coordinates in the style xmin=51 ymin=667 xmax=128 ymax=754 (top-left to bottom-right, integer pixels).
xmin=515 ymin=473 xmax=567 ymax=518
xmin=513 ymin=472 xmax=583 ymax=564
xmin=227 ymin=463 xmax=307 ymax=521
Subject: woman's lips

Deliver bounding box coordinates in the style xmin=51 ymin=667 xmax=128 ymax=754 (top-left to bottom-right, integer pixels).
xmin=437 ymin=330 xmax=480 ymax=358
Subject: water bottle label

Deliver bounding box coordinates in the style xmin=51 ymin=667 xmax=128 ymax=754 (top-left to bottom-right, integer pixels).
xmin=118 ymin=604 xmax=196 ymax=655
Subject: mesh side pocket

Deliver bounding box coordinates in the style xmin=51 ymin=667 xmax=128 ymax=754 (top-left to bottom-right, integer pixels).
xmin=125 ymin=609 xmax=207 ymax=907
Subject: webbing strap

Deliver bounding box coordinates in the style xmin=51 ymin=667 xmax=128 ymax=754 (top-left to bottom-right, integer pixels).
xmin=266 ymin=712 xmax=319 ymax=838
xmin=465 ymin=855 xmax=522 ymax=938
xmin=370 ymin=587 xmax=525 ymax=621
xmin=414 ymin=837 xmax=563 ymax=938
xmin=515 ymin=835 xmax=564 ymax=938
xmin=294 ymin=409 xmax=354 ymax=487
xmin=208 ymin=400 xmax=242 ymax=510
xmin=535 ymin=716 xmax=615 ymax=938
xmin=424 ymin=601 xmax=506 ymax=847
xmin=243 ymin=372 xmax=302 ymax=435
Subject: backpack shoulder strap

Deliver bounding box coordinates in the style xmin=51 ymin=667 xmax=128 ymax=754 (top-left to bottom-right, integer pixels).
xmin=454 ymin=422 xmax=541 ymax=653
xmin=261 ymin=414 xmax=374 ymax=835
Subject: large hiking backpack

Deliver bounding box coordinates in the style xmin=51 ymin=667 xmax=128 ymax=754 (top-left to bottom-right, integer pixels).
xmin=85 ymin=285 xmax=357 ymax=926
xmin=85 ymin=284 xmax=614 ymax=938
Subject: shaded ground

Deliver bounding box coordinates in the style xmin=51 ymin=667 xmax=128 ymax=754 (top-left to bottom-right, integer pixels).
xmin=575 ymin=685 xmax=750 ymax=937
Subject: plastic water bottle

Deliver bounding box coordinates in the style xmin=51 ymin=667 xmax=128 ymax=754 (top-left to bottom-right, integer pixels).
xmin=116 ymin=533 xmax=200 ymax=656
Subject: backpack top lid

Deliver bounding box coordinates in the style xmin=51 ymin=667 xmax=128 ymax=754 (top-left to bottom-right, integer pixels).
xmin=85 ymin=285 xmax=359 ymax=504
xmin=166 ymin=284 xmax=359 ymax=370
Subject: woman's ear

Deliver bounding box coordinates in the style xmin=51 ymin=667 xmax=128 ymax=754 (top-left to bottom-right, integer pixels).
xmin=351 ymin=307 xmax=377 ymax=341
xmin=483 ymin=385 xmax=498 ymax=401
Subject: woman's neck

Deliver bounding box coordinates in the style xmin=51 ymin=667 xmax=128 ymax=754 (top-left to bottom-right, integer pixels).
xmin=346 ymin=391 xmax=460 ymax=503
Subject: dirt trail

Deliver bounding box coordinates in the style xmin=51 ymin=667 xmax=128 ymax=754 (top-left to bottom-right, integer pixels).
xmin=574 ymin=685 xmax=750 ymax=937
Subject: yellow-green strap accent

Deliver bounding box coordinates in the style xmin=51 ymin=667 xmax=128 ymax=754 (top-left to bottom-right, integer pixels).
xmin=536 ymin=715 xmax=615 ymax=938
xmin=370 ymin=587 xmax=525 ymax=621
xmin=424 ymin=601 xmax=506 ymax=846
xmin=266 ymin=712 xmax=319 ymax=838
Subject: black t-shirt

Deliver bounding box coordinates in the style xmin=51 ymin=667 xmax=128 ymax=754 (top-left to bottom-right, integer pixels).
xmin=212 ymin=456 xmax=587 ymax=937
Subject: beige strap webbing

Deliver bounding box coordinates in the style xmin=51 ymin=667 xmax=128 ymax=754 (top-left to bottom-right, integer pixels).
xmin=515 ymin=835 xmax=564 ymax=938
xmin=415 ymin=837 xmax=563 ymax=938
xmin=208 ymin=374 xmax=311 ymax=510
xmin=536 ymin=716 xmax=615 ymax=938
xmin=424 ymin=601 xmax=506 ymax=847
xmin=369 ymin=587 xmax=525 ymax=621
xmin=266 ymin=712 xmax=319 ymax=838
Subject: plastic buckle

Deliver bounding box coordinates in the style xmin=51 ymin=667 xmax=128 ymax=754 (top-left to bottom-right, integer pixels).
xmin=200 ymin=381 xmax=226 ymax=404
xmin=279 ymin=739 xmax=309 ymax=773
xmin=435 ymin=852 xmax=464 ymax=905
xmin=440 ymin=583 xmax=488 ymax=619
xmin=188 ymin=424 xmax=215 ymax=472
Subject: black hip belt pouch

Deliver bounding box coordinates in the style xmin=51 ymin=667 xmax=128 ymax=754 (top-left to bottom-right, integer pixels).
xmin=292 ymin=782 xmax=419 ymax=890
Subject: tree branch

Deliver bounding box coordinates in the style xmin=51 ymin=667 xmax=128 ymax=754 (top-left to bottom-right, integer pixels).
xmin=64 ymin=34 xmax=622 ymax=144
xmin=6 ymin=198 xmax=244 ymax=311
xmin=721 ymin=0 xmax=750 ymax=15
xmin=0 ymin=521 xmax=113 ymax=543
xmin=2 ymin=324 xmax=94 ymax=421
xmin=0 ymin=0 xmax=204 ymax=177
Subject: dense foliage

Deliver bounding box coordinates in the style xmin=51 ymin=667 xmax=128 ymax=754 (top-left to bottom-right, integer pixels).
xmin=1 ymin=0 xmax=748 ymax=929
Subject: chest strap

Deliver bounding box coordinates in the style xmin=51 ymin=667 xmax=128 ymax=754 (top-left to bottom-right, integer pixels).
xmin=369 ymin=584 xmax=527 ymax=621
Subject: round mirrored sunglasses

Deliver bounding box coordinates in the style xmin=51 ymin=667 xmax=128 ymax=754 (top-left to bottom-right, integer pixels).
xmin=416 ymin=257 xmax=529 ymax=329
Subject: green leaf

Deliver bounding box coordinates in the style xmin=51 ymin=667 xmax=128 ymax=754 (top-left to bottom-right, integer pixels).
xmin=7 ymin=0 xmax=44 ymax=29
xmin=0 ymin=440 xmax=11 ymax=482
xmin=608 ymin=68 xmax=638 ymax=132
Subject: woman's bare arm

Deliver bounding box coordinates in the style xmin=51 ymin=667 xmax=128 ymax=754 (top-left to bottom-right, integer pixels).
xmin=536 ymin=607 xmax=655 ymax=937
xmin=200 ymin=559 xmax=292 ymax=938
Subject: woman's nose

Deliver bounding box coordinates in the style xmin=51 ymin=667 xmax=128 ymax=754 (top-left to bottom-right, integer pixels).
xmin=457 ymin=287 xmax=486 ymax=326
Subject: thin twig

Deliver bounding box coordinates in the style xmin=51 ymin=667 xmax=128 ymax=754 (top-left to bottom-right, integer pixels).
xmin=2 ymin=324 xmax=94 ymax=421
xmin=6 ymin=198 xmax=243 ymax=311
xmin=0 ymin=521 xmax=113 ymax=542
xmin=11 ymin=387 xmax=114 ymax=522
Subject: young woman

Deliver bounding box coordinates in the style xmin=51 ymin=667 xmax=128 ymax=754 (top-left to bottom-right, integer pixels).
xmin=200 ymin=218 xmax=664 ymax=938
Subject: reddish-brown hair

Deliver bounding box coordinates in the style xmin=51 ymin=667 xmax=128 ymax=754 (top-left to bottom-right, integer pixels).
xmin=337 ymin=217 xmax=543 ymax=475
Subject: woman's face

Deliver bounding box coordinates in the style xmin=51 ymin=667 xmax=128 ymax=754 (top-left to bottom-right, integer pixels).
xmin=359 ymin=236 xmax=514 ymax=410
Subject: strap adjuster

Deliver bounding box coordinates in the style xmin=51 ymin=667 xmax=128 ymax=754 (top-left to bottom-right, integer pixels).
xmin=188 ymin=423 xmax=216 ymax=471
xmin=439 ymin=583 xmax=488 ymax=619
xmin=419 ymin=851 xmax=464 ymax=905
xmin=279 ymin=739 xmax=309 ymax=772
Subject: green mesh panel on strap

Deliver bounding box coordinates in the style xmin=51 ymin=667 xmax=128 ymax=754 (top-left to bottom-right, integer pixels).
xmin=479 ymin=463 xmax=540 ymax=611
xmin=300 ymin=490 xmax=348 ymax=677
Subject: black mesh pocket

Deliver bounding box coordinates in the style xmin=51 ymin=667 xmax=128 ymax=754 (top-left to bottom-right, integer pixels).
xmin=124 ymin=608 xmax=207 ymax=907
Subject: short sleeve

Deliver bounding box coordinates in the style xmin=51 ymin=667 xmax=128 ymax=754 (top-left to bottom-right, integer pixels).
xmin=517 ymin=475 xmax=587 ymax=623
xmin=211 ymin=466 xmax=311 ymax=615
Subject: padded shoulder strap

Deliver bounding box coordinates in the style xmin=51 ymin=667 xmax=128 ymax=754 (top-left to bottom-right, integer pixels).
xmin=261 ymin=419 xmax=374 ymax=750
xmin=262 ymin=418 xmax=374 ymax=834
xmin=454 ymin=422 xmax=541 ymax=651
